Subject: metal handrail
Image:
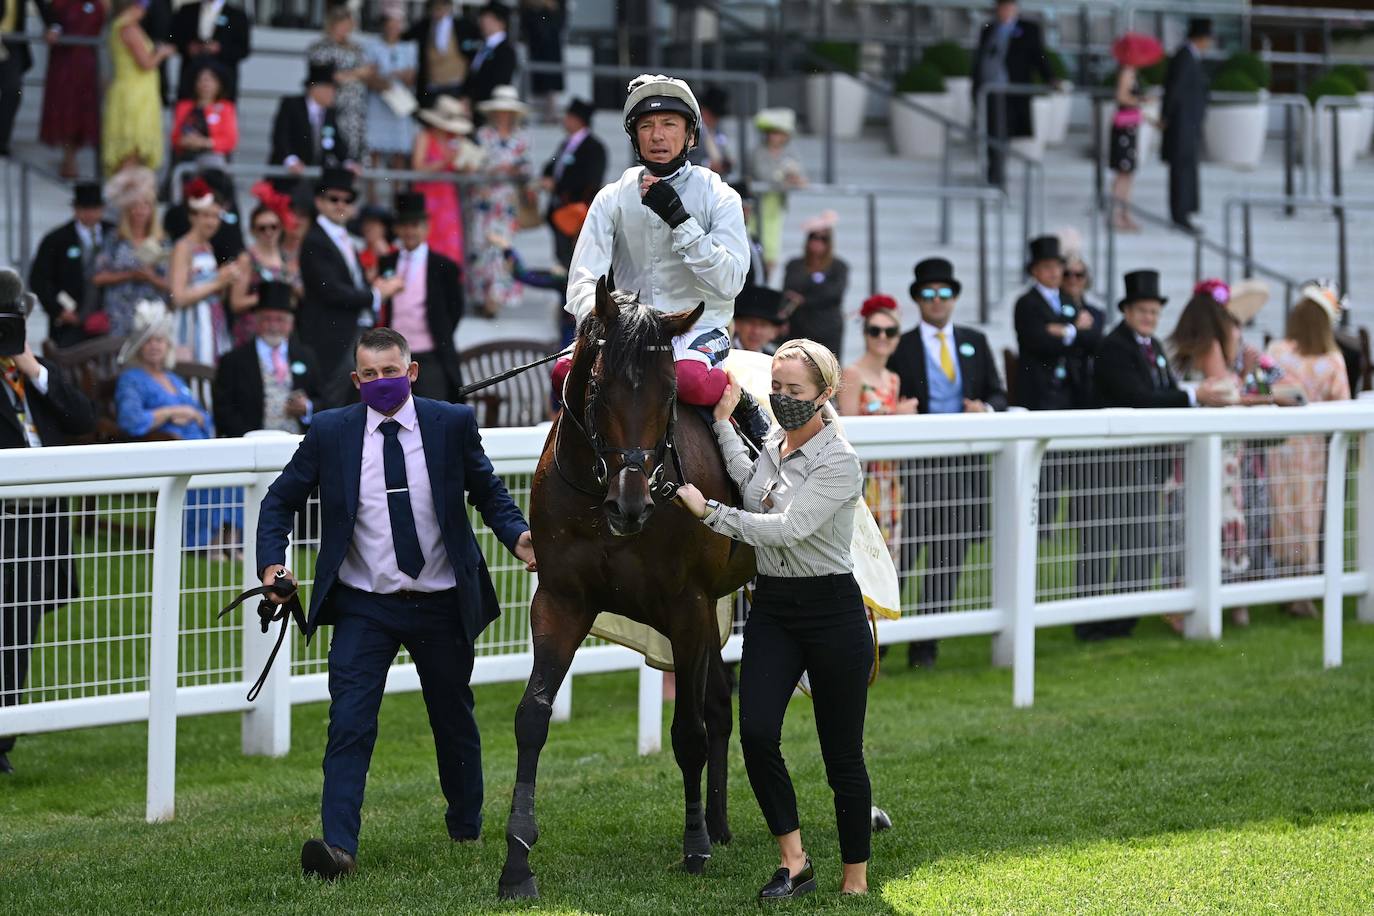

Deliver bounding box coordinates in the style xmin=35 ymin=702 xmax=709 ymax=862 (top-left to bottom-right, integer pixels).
xmin=3 ymin=155 xmax=80 ymax=276
xmin=1223 ymin=193 xmax=1374 ymax=308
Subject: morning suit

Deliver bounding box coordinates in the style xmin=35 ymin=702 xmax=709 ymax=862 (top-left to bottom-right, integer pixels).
xmin=378 ymin=245 xmax=464 ymax=402
xmin=972 ymin=15 xmax=1054 ymax=185
xmin=298 ymin=217 xmax=374 ymax=399
xmin=212 ymin=337 xmax=321 ymax=437
xmin=169 ymin=0 xmax=251 ymax=101
xmin=1162 ymin=43 xmax=1208 ymax=226
xmin=0 ymin=0 xmax=54 ymax=153
xmin=887 ymin=323 xmax=1006 ymax=663
xmin=268 ymin=96 xmax=353 ymax=195
xmin=1 ymin=358 xmax=95 ymax=755
xmin=256 ymin=396 xmax=529 ymax=854
xmin=460 ymin=34 xmax=517 ymax=113
xmin=1077 ymin=321 xmax=1190 ymax=638
xmin=28 ymin=219 xmax=114 ymax=348
xmin=543 ymin=129 xmax=607 ymax=266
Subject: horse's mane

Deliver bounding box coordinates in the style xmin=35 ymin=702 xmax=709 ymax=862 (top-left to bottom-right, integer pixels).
xmin=578 ymin=291 xmax=670 ymax=389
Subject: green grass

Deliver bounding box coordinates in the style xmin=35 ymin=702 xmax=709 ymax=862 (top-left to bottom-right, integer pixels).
xmin=5 ymin=610 xmax=1374 ymax=914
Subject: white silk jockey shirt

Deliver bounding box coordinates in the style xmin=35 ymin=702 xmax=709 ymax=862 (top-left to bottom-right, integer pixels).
xmin=565 ymin=162 xmax=749 ymax=335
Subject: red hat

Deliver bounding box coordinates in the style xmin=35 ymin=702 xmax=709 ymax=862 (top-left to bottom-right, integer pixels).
xmin=860 ymin=294 xmax=898 ymax=320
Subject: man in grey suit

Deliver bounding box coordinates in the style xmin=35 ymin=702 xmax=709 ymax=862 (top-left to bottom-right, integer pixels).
xmin=1162 ymin=18 xmax=1213 ymax=230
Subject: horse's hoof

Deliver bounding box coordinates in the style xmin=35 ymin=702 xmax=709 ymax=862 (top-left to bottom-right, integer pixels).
xmin=709 ymin=826 xmax=733 ymax=846
xmin=682 ymin=854 xmax=710 ymax=875
xmin=498 ymin=876 xmax=539 ymax=900
xmin=871 ymin=805 xmax=893 ymax=832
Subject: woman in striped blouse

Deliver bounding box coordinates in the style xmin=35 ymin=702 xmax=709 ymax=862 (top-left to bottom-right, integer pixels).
xmin=676 ymin=339 xmax=872 ymax=901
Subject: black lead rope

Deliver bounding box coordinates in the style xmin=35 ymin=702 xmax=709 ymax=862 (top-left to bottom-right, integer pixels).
xmin=453 ymin=346 xmax=573 ymax=401
xmin=217 ymin=574 xmax=306 ymax=702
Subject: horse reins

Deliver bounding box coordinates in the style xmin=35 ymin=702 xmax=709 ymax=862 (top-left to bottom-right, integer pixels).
xmin=217 ymin=572 xmax=306 ymax=702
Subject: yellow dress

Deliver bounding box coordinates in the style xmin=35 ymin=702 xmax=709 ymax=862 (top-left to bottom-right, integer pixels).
xmin=102 ymin=12 xmax=163 ymax=174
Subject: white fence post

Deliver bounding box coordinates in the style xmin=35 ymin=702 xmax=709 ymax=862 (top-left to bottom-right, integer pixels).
xmin=1358 ymin=431 xmax=1374 ymax=625
xmin=241 ymin=471 xmax=291 ymax=757
xmin=1323 ymin=432 xmax=1349 ymax=669
xmin=552 ymin=675 xmax=572 ymax=723
xmin=991 ymin=439 xmax=1042 ymax=707
xmin=637 ymin=661 xmax=663 ymax=755
xmin=146 ymin=474 xmax=189 ymax=823
xmin=1184 ymin=435 xmax=1223 ymax=640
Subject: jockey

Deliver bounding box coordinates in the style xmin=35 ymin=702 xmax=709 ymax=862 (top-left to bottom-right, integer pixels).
xmin=552 ymin=73 xmax=770 ymax=442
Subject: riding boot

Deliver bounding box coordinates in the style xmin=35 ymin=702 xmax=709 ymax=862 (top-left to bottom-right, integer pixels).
xmin=731 ymin=390 xmax=772 ymax=451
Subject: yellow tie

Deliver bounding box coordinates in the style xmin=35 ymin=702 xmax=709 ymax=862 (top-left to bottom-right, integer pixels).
xmin=937 ymin=331 xmax=956 ymax=381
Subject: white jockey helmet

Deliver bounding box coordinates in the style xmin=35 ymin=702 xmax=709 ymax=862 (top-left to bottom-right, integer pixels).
xmin=623 ymin=74 xmax=700 ymax=174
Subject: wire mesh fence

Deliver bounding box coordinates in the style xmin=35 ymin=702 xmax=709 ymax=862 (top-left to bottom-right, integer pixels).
xmin=889 ymin=454 xmax=996 ymax=616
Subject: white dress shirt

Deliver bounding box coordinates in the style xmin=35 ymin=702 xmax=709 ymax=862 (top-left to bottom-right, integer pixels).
xmin=198 ymin=0 xmax=225 ymax=42
xmin=338 ymin=396 xmax=457 ymax=594
xmin=471 ymin=30 xmax=506 ymax=70
xmin=566 ymin=163 xmax=748 ymax=333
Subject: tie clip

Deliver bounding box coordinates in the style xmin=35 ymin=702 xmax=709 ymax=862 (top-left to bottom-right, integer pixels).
xmin=386 ymin=487 xmax=409 ymax=494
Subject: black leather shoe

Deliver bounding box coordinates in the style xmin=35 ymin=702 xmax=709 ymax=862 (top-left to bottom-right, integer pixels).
xmin=758 ymin=856 xmax=815 ymax=901
xmin=731 ymin=390 xmax=772 ymax=452
xmin=301 ymin=838 xmax=356 ymax=880
xmin=0 ymin=752 xmax=12 ymax=774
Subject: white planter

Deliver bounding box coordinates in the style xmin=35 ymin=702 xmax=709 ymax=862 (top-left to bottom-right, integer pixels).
xmin=890 ymin=92 xmax=952 ymax=159
xmin=943 ymin=75 xmax=972 ymax=130
xmin=1356 ymin=93 xmax=1374 ymax=156
xmin=1203 ymin=96 xmax=1269 ymax=169
xmin=1017 ymin=94 xmax=1053 ymax=161
xmin=1314 ymin=103 xmax=1363 ymax=175
xmin=806 ymin=73 xmax=868 ymax=140
xmin=1044 ymin=88 xmax=1073 ymax=145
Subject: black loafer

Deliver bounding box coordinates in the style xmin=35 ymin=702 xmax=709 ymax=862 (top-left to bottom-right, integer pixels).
xmin=301 ymin=838 xmax=357 ymax=880
xmin=758 ymin=856 xmax=815 ymax=901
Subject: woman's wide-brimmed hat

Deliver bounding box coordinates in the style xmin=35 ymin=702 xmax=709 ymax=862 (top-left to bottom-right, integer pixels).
xmin=1226 ymin=278 xmax=1269 ymax=325
xmin=754 ymin=107 xmax=796 ymax=135
xmin=800 ymin=209 xmax=838 ymax=237
xmin=105 ymin=166 xmax=157 ymax=209
xmin=118 ymin=299 xmax=176 ymax=368
xmin=478 ymin=85 xmax=529 ymax=116
xmin=420 ymin=95 xmax=474 ymax=135
xmin=1297 ymin=279 xmax=1345 ymax=325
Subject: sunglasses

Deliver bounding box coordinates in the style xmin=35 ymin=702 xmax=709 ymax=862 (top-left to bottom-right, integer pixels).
xmin=918 ymin=287 xmax=956 ymax=301
xmin=323 ymin=194 xmax=353 ymax=205
xmin=1064 ymin=270 xmax=1088 ymax=279
xmin=253 ymin=222 xmax=281 ymax=234
xmin=865 ymin=325 xmax=899 ymax=339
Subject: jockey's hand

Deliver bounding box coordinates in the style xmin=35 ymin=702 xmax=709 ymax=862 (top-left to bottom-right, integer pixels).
xmin=675 ymin=484 xmax=709 ymax=520
xmin=642 ymin=180 xmax=689 ymax=228
xmin=513 ymin=530 xmax=537 ymax=572
xmin=713 ymin=372 xmax=742 ymax=422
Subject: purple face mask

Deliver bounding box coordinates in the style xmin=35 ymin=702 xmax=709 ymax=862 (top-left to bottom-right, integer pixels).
xmin=358 ymin=375 xmax=411 ymax=413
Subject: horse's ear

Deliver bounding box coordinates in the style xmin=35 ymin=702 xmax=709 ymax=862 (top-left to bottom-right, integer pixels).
xmin=661 ymin=302 xmax=706 ymax=338
xmin=594 ymin=275 xmax=619 ymax=324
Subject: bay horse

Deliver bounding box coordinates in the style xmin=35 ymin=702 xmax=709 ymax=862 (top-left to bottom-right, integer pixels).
xmin=497 ymin=278 xmax=755 ymax=899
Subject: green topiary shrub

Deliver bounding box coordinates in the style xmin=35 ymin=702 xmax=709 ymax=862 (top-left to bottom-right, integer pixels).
xmin=1331 ymin=63 xmax=1370 ymax=93
xmin=1140 ymin=60 xmax=1168 ymax=88
xmin=922 ymin=41 xmax=971 ymax=78
xmin=808 ymin=41 xmax=861 ymax=76
xmin=895 ymin=62 xmax=946 ymax=94
xmin=1034 ymin=49 xmax=1070 ymax=83
xmin=1307 ymin=73 xmax=1358 ymax=105
xmin=1212 ymin=67 xmax=1261 ymax=95
xmin=1223 ymin=52 xmax=1271 ymax=90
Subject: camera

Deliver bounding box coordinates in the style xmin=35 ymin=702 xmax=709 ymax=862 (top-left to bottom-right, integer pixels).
xmin=0 ymin=268 xmax=36 ymax=358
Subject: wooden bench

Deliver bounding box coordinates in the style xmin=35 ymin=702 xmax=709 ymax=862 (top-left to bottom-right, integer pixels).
xmin=457 ymin=339 xmax=561 ymax=428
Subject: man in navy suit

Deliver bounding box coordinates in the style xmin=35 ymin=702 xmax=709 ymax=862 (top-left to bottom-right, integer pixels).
xmin=256 ymin=327 xmax=536 ymax=879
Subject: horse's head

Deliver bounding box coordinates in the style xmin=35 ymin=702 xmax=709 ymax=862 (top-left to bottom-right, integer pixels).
xmin=574 ymin=277 xmax=704 ymax=536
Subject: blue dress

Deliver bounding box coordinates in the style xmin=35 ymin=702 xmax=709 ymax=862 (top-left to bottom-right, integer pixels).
xmin=115 ymin=367 xmax=244 ymax=549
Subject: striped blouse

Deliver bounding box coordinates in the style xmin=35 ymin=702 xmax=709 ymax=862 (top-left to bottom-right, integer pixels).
xmin=702 ymin=417 xmax=862 ymax=577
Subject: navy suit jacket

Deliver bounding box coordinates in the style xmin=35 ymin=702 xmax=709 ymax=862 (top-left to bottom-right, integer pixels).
xmin=256 ymin=397 xmax=529 ymax=641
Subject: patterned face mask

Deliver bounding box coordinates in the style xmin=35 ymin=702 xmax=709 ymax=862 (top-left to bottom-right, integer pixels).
xmin=769 ymin=392 xmax=823 ymax=431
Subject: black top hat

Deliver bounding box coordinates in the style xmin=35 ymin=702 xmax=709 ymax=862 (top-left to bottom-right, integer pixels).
xmin=1118 ymin=269 xmax=1168 ymax=310
xmin=393 ymin=192 xmax=428 ymax=224
xmin=478 ymin=1 xmax=510 ymax=23
xmin=315 ymin=166 xmax=357 ymax=200
xmin=566 ymin=97 xmax=595 ymax=125
xmin=910 ymin=257 xmax=962 ymax=300
xmin=72 ymin=181 xmax=103 ymax=209
xmin=1187 ymin=17 xmax=1213 ymax=39
xmin=1026 ymin=235 xmax=1064 ymax=272
xmin=734 ymin=286 xmax=785 ymax=325
xmin=701 ymin=86 xmax=730 ymax=116
xmin=253 ymin=279 xmax=296 ymax=313
xmin=305 ymin=62 xmax=337 ymax=88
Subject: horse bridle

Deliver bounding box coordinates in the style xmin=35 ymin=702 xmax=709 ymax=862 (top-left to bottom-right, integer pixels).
xmin=555 ymin=340 xmax=684 ymax=501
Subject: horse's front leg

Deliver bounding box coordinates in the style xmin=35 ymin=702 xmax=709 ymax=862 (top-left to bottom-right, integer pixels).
xmin=668 ymin=596 xmax=713 ymax=875
xmin=704 ymin=645 xmax=734 ymax=846
xmin=498 ymin=588 xmax=592 ymax=900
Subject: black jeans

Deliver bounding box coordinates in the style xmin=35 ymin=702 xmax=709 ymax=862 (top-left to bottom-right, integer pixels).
xmin=739 ymin=573 xmax=873 ymax=864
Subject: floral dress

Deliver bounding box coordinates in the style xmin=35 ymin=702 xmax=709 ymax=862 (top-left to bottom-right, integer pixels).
xmin=307 ymin=38 xmax=368 ymax=159
xmin=1265 ymin=340 xmax=1352 ymax=573
xmin=176 ymin=244 xmax=230 ymax=365
xmin=469 ymin=125 xmax=529 ymax=310
xmin=94 ymin=234 xmax=169 ymax=338
xmin=854 ymin=371 xmax=904 ymax=558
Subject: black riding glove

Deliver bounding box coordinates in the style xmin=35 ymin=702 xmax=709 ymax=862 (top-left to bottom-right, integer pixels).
xmin=642 ymin=180 xmax=690 ymax=229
